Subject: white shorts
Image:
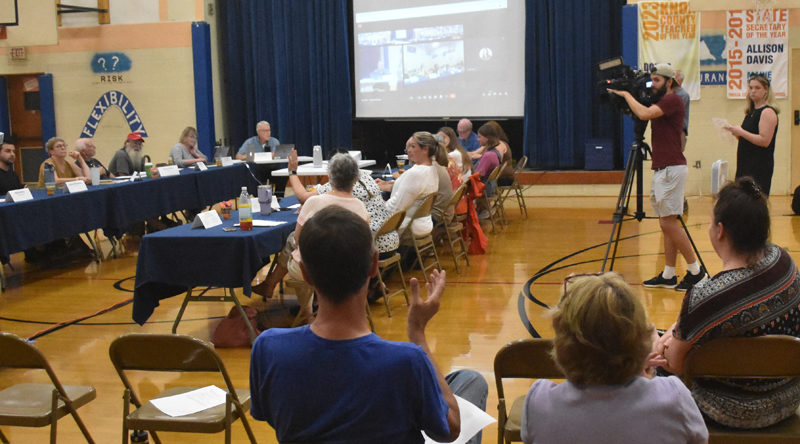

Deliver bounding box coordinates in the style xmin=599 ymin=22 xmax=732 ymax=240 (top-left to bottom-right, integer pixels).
xmin=650 ymin=165 xmax=687 ymax=217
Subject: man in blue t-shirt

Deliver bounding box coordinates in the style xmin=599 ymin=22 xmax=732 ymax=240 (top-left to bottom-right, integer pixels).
xmin=235 ymin=120 xmax=280 ymax=160
xmin=250 ymin=206 xmax=487 ymax=443
xmin=457 ymin=118 xmax=480 ymax=151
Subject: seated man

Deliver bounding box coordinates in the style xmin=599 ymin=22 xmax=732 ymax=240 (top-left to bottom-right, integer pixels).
xmin=235 ymin=120 xmax=279 ymax=160
xmin=75 ymin=138 xmax=111 ymax=179
xmin=457 ymin=118 xmax=480 ymax=152
xmin=0 ymin=134 xmax=22 ymax=195
xmin=108 ymin=132 xmax=147 ymax=176
xmin=250 ymin=206 xmax=488 ymax=443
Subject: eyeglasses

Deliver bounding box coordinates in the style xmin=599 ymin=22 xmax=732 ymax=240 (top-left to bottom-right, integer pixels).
xmin=562 ymin=272 xmax=605 ymax=295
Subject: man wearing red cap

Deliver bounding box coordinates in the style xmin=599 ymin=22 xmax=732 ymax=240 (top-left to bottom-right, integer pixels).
xmin=108 ymin=132 xmax=147 ymax=176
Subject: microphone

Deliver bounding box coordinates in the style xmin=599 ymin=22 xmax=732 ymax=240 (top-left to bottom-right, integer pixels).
xmin=243 ymin=161 xmax=264 ymax=186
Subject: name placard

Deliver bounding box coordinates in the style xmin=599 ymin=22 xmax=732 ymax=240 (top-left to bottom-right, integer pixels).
xmin=64 ymin=180 xmax=89 ymax=194
xmin=158 ymin=165 xmax=180 ymax=177
xmin=191 ymin=210 xmax=223 ymax=229
xmin=220 ymin=156 xmax=233 ymax=167
xmin=253 ymin=152 xmax=272 ymax=162
xmin=196 ymin=162 xmax=207 ymax=171
xmin=250 ymin=197 xmax=261 ymax=214
xmin=6 ymin=188 xmax=34 ymax=202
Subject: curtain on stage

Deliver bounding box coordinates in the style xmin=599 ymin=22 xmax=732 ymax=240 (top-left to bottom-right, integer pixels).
xmin=524 ymin=0 xmax=626 ymax=169
xmin=218 ymin=0 xmax=351 ymax=156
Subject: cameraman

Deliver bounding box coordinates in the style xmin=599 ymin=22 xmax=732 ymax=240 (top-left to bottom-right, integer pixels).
xmin=609 ymin=63 xmax=706 ymax=291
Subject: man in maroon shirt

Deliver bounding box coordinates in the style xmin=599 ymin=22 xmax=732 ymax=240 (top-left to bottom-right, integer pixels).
xmin=609 ymin=63 xmax=707 ymax=291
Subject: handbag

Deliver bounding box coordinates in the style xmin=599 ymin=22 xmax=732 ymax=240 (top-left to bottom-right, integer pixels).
xmin=212 ymin=306 xmax=261 ymax=348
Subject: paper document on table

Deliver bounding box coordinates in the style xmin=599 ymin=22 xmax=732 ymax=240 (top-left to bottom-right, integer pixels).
xmin=149 ymin=385 xmax=227 ymax=417
xmin=271 ymin=195 xmax=280 ymax=211
xmin=253 ymin=219 xmax=285 ymax=227
xmin=235 ymin=220 xmax=286 ymax=227
xmin=423 ymin=395 xmax=496 ymax=444
xmin=285 ymin=203 xmax=301 ymax=209
xmin=711 ymin=117 xmax=737 ymax=145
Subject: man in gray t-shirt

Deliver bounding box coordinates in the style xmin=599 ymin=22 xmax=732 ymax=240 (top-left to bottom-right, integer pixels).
xmin=673 ymin=70 xmax=690 ymax=151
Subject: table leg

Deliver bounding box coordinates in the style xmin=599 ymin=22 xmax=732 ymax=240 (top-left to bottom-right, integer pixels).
xmin=229 ymin=288 xmax=258 ymax=344
xmin=172 ymin=287 xmax=193 ymax=334
xmin=82 ymin=231 xmax=102 ymax=263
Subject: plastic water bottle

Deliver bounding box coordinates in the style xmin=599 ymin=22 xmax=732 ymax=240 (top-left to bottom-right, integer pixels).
xmin=238 ymin=186 xmax=252 ymax=231
xmin=313 ymin=145 xmax=323 ymax=167
xmin=130 ymin=430 xmax=149 ymax=443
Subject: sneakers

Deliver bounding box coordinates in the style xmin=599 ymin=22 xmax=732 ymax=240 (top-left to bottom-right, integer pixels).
xmin=643 ymin=273 xmax=677 ymax=289
xmin=676 ymin=267 xmax=708 ymax=292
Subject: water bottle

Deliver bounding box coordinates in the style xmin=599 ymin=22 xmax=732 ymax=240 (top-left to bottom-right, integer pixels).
xmin=44 ymin=162 xmax=56 ymax=195
xmin=238 ymin=186 xmax=252 ymax=231
xmin=312 ymin=145 xmax=323 ymax=167
xmin=258 ymin=184 xmax=272 ymax=216
xmin=130 ymin=430 xmax=149 ymax=443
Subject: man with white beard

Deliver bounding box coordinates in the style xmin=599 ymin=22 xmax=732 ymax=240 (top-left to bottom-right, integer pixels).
xmin=108 ymin=132 xmax=147 ymax=176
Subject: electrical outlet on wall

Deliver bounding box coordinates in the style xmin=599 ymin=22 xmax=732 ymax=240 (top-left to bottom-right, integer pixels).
xmin=694 ymin=160 xmax=701 ymax=168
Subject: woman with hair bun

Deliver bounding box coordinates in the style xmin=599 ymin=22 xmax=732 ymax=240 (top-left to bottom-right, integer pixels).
xmin=654 ymin=176 xmax=800 ymax=429
xmin=520 ymin=272 xmax=707 ymax=444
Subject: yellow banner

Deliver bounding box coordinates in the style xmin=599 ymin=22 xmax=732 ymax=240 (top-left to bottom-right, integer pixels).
xmin=638 ymin=1 xmax=701 ymax=100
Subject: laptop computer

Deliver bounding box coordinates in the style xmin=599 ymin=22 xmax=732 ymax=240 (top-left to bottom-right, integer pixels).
xmin=273 ymin=144 xmax=294 ymax=160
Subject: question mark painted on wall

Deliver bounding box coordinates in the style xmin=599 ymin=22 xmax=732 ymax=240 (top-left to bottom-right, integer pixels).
xmin=112 ymin=55 xmax=119 ymax=70
xmin=98 ymin=58 xmax=106 ymax=71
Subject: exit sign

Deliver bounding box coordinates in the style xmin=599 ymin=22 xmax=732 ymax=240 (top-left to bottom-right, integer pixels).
xmin=10 ymin=47 xmax=26 ymax=60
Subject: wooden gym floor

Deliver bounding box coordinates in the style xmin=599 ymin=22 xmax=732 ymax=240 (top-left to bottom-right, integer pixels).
xmin=1 ymin=194 xmax=798 ymax=443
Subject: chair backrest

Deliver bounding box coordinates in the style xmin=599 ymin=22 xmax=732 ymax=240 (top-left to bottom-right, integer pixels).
xmin=110 ymin=333 xmax=223 ymax=373
xmin=683 ymin=335 xmax=800 ymax=382
xmin=375 ymin=210 xmax=405 ymax=238
xmin=447 ymin=182 xmax=468 ymax=209
xmin=487 ymin=163 xmax=503 ymax=183
xmin=0 ymin=331 xmax=73 ymax=398
xmin=514 ymin=156 xmax=528 ymax=174
xmin=409 ymin=193 xmax=437 ymax=221
xmin=494 ymin=338 xmax=563 ymax=400
xmin=0 ymin=331 xmax=50 ymax=370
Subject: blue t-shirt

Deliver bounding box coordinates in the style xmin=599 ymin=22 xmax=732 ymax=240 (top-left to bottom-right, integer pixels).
xmin=459 ymin=132 xmax=480 ymax=152
xmin=250 ymin=325 xmax=451 ymax=443
xmin=237 ymin=135 xmax=280 ymax=155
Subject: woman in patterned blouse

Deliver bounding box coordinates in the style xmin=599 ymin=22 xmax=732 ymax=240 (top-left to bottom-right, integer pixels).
xmin=653 ymin=176 xmax=800 ymax=428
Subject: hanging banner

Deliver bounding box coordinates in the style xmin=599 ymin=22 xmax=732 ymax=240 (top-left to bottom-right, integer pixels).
xmin=725 ymin=9 xmax=788 ymax=99
xmin=638 ymin=1 xmax=701 ymax=100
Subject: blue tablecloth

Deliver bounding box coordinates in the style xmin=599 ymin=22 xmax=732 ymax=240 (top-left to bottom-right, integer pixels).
xmin=132 ymin=197 xmax=299 ymax=324
xmin=0 ymin=164 xmax=253 ymax=258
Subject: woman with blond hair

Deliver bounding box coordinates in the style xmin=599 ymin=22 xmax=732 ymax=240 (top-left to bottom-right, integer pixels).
xmin=724 ymin=74 xmax=778 ymax=195
xmin=520 ymin=272 xmax=707 ymax=444
xmin=169 ymin=126 xmax=207 ymax=168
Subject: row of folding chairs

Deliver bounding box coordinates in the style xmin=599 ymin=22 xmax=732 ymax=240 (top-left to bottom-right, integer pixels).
xmin=0 ymin=331 xmax=258 ymax=444
xmin=494 ymin=335 xmax=800 ymax=444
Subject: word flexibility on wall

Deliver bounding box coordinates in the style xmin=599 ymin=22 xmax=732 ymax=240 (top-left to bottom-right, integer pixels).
xmin=80 ymin=90 xmax=148 ymax=139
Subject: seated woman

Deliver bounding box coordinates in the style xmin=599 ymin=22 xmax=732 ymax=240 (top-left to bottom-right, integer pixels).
xmin=169 ymin=126 xmax=207 ymax=168
xmin=438 ymin=126 xmax=472 ymax=184
xmin=431 ymin=143 xmax=455 ymax=227
xmin=375 ymin=131 xmax=439 ymax=239
xmin=471 ymin=121 xmax=514 ymax=185
xmin=253 ymin=149 xmax=398 ymax=299
xmin=252 ymin=153 xmax=369 ymax=301
xmin=37 ymin=137 xmax=91 ymax=187
xmin=654 ymin=177 xmax=800 ymax=429
xmin=521 ymin=272 xmax=707 ymax=444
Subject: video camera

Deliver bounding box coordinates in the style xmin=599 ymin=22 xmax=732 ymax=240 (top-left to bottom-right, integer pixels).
xmin=597 ymin=57 xmax=654 ymax=116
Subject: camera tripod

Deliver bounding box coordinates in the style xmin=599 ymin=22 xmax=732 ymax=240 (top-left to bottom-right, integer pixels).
xmin=600 ymin=125 xmax=707 ymax=273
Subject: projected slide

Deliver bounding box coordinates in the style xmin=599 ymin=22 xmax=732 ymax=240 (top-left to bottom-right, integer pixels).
xmin=353 ymin=0 xmax=525 ymax=118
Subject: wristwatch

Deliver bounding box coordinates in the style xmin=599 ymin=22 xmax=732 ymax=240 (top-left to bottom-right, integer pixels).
xmin=290 ymin=170 xmax=297 ymax=176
